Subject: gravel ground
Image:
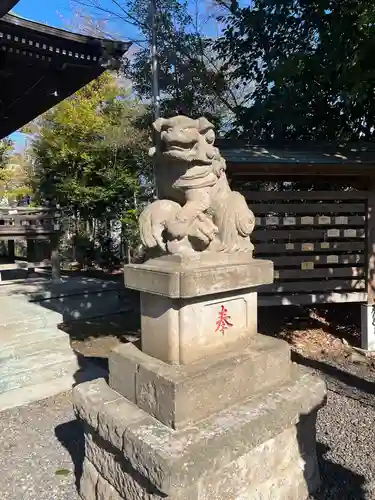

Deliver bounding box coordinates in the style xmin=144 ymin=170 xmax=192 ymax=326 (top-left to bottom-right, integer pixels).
xmin=306 ymin=355 xmax=375 ymax=500
xmin=1 ymin=358 xmax=375 ymax=500
xmin=0 ymin=392 xmax=81 ymax=500
xmin=311 ymin=391 xmax=375 ymax=499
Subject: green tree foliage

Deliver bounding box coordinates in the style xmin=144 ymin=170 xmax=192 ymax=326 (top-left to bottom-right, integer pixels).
xmin=73 ymin=0 xmax=242 ymax=127
xmin=216 ymin=0 xmax=375 ymax=142
xmin=29 ymin=72 xmax=151 ymax=265
xmin=31 ymin=72 xmax=149 ymax=219
xmin=126 ymin=0 xmax=231 ymax=122
xmin=0 ymin=139 xmax=13 ymax=180
xmin=0 ymin=151 xmax=32 ymax=203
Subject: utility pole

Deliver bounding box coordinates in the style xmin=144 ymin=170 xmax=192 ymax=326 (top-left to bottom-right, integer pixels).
xmin=150 ymin=0 xmax=160 ymax=120
xmin=150 ymin=0 xmax=160 ymax=198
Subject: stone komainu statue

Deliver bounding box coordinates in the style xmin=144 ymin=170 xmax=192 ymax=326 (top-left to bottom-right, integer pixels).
xmin=139 ymin=116 xmax=255 ymax=256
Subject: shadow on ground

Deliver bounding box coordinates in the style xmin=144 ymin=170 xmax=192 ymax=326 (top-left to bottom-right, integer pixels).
xmin=293 ymin=351 xmax=375 ymax=395
xmin=1 ymin=273 xmax=141 ymax=360
xmin=55 ymin=418 xmax=85 ymax=492
xmin=60 ymin=309 xmax=140 ymax=341
xmin=312 ymin=443 xmax=367 ymax=500
xmin=258 ymin=303 xmax=361 ymax=346
xmin=1 ymin=273 xmax=140 ymax=324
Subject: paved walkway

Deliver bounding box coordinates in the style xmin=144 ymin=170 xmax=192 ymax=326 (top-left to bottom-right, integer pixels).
xmin=0 ymin=276 xmax=131 ymax=412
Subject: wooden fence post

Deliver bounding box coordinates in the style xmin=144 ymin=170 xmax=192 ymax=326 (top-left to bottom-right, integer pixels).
xmin=26 ymin=239 xmax=35 ymax=263
xmin=50 ymin=234 xmax=60 ymax=281
xmin=362 ymin=178 xmax=375 ymax=349
xmin=7 ymin=239 xmax=15 ymax=262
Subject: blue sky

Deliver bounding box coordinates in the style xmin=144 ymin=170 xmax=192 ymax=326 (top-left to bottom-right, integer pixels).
xmin=13 ymin=0 xmax=71 ymax=27
xmin=13 ymin=0 xmax=147 ymax=39
xmin=9 ymin=0 xmax=240 ymax=148
xmin=10 ymin=1 xmax=73 ymax=149
xmin=10 ymin=0 xmax=131 ymax=149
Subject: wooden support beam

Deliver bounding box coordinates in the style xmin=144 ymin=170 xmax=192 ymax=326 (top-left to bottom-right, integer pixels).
xmin=244 ymin=191 xmax=368 ymax=201
xmin=7 ymin=240 xmax=15 ymax=262
xmin=273 ymin=267 xmax=365 ymax=280
xmin=269 ymin=254 xmax=364 ymax=267
xmin=258 ymin=292 xmax=367 ymax=306
xmin=260 ymin=279 xmax=365 ymax=294
xmin=253 ymin=228 xmax=365 ymax=241
xmin=254 ymin=215 xmax=365 ymax=227
xmin=255 ymin=241 xmax=365 ymax=254
xmin=251 ymin=203 xmax=365 ymax=214
xmin=366 ymin=181 xmax=375 ymax=304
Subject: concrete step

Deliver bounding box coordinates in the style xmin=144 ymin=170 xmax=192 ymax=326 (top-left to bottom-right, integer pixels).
xmin=0 ymin=335 xmax=71 ymax=360
xmin=0 ymin=275 xmax=127 ymax=410
xmin=0 ymin=374 xmax=77 ymax=412
xmin=0 ymin=325 xmax=65 ymax=349
xmin=0 ymin=296 xmax=62 ymax=326
xmin=0 ymin=268 xmax=29 ymax=281
xmin=0 ymin=290 xmax=132 ymax=326
xmin=0 ymin=276 xmax=123 ymax=300
xmin=0 ymin=362 xmax=108 ymax=412
xmin=36 ymin=291 xmax=132 ymax=321
xmin=0 ymin=276 xmax=48 ymax=292
xmin=29 ymin=277 xmax=124 ymax=301
xmin=0 ymin=350 xmax=79 ymax=392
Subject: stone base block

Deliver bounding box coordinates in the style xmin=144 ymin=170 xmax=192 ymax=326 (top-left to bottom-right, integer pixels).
xmin=73 ymin=367 xmax=326 ymax=500
xmin=124 ymin=256 xmax=274 ymax=364
xmin=140 ymin=289 xmax=258 ymax=364
xmin=109 ymin=335 xmax=292 ymax=429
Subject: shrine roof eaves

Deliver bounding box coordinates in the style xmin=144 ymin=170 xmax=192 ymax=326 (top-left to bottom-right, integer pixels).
xmin=217 ymin=141 xmax=375 ymax=165
xmin=1 ymin=13 xmax=131 ymax=68
xmin=0 ymin=13 xmax=131 ymax=139
xmin=0 ymin=1 xmax=20 ymax=18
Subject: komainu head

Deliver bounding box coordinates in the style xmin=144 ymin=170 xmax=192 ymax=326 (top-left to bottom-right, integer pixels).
xmin=149 ymin=116 xmax=226 ymax=178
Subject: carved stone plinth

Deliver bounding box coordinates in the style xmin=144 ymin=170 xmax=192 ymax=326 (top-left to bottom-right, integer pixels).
xmin=124 ymin=255 xmax=273 ymax=364
xmin=73 ymin=257 xmax=325 ymax=500
xmin=72 ymin=115 xmax=325 ymax=500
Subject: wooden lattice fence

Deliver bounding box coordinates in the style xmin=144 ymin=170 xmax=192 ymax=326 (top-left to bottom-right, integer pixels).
xmin=232 ymin=178 xmax=368 ymax=306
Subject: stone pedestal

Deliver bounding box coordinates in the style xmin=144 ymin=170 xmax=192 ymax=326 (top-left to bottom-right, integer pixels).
xmin=124 ymin=255 xmax=273 ymax=364
xmin=73 ymin=255 xmax=326 ymax=500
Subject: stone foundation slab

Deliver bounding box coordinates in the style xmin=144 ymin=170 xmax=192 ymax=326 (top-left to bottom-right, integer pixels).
xmin=109 ymin=335 xmax=291 ymax=429
xmin=73 ymin=367 xmax=326 ymax=499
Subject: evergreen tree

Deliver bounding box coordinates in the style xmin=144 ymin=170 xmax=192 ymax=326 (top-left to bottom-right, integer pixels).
xmin=216 ymin=0 xmax=375 ymax=142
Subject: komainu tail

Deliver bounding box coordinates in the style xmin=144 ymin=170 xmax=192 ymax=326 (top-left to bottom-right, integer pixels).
xmin=233 ymin=192 xmax=255 ymax=237
xmin=213 ymin=191 xmax=255 ymax=252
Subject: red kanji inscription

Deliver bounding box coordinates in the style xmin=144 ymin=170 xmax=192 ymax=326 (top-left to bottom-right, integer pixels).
xmin=215 ymin=305 xmax=233 ymax=335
